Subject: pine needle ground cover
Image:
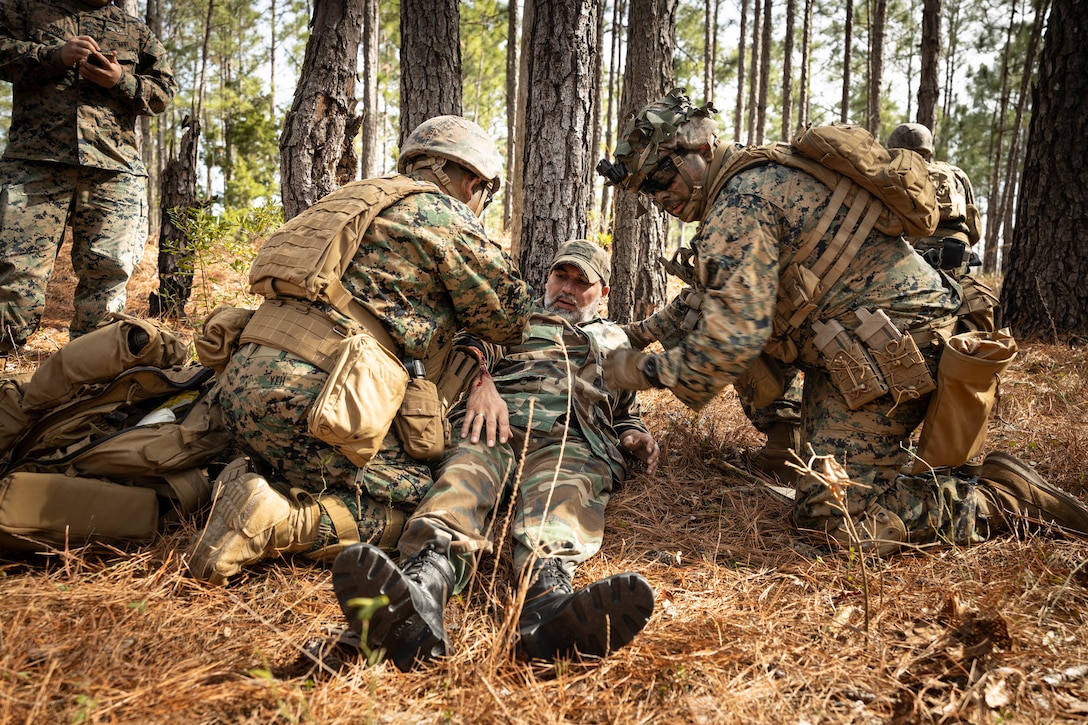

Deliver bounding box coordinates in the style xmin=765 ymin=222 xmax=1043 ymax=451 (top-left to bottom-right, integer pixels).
xmin=2 ymin=248 xmax=1086 ymax=724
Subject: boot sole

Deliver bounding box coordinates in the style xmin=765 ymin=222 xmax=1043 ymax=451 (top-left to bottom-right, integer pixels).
xmin=980 ymin=452 xmax=1088 ymax=532
xmin=331 ymin=544 xmax=448 ymax=671
xmin=518 ymin=572 xmax=655 ymax=661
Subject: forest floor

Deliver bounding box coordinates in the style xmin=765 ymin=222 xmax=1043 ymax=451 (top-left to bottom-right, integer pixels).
xmin=1 ymin=238 xmax=1087 ymax=724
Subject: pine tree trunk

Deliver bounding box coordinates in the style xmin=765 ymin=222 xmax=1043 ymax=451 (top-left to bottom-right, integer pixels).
xmin=734 ymin=0 xmax=748 ymax=139
xmin=279 ymin=0 xmax=364 ymax=220
xmin=609 ymin=0 xmax=677 ymax=324
xmin=917 ymin=0 xmax=941 ymax=128
xmin=781 ymin=0 xmax=795 ymax=140
xmin=399 ymin=0 xmax=461 ymax=146
xmin=866 ymin=0 xmax=886 ymax=136
xmin=149 ymin=118 xmax=200 ymax=320
xmin=503 ymin=0 xmax=519 ymax=231
xmin=840 ymin=0 xmax=853 ymax=123
xmin=1002 ymin=0 xmax=1088 ymax=341
xmin=511 ymin=0 xmax=601 ymax=292
xmin=746 ymin=0 xmax=761 ymax=144
xmin=359 ymin=0 xmax=381 ymax=178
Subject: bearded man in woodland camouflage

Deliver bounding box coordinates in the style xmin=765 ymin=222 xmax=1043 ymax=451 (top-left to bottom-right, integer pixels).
xmin=187 ymin=116 xmax=533 ymax=585
xmin=598 ymin=88 xmax=1088 ymax=554
xmin=0 ymin=0 xmax=176 ymax=351
xmin=331 ymin=240 xmax=659 ymax=671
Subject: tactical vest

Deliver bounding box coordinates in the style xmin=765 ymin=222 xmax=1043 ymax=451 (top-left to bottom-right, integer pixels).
xmin=698 ymin=124 xmax=940 ymax=362
xmin=239 ymin=174 xmax=479 ymax=409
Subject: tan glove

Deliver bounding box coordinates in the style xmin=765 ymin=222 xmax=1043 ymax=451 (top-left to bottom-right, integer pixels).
xmin=604 ymin=349 xmax=659 ymax=391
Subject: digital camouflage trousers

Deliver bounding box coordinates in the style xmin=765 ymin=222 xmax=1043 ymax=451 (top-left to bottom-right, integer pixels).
xmin=216 ymin=343 xmax=433 ymax=545
xmin=0 ymin=160 xmax=147 ymax=348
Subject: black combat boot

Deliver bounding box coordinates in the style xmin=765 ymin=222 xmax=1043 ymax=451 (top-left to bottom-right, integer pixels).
xmin=976 ymin=451 xmax=1088 ymax=534
xmin=516 ymin=557 xmax=655 ymax=661
xmin=332 ymin=542 xmax=455 ymax=671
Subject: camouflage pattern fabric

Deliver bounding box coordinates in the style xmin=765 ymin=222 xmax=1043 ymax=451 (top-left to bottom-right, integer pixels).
xmin=216 ymin=189 xmax=530 ymax=544
xmin=647 ymin=156 xmax=981 ymax=542
xmin=0 ymin=0 xmax=175 ymax=347
xmin=216 ymin=344 xmax=426 ymax=543
xmin=0 ymin=0 xmax=177 ymax=173
xmin=0 ymin=162 xmax=147 ymax=343
xmin=328 ymin=178 xmax=532 ymax=362
xmin=398 ymin=309 xmax=648 ymax=592
xmin=911 ymin=160 xmax=980 ymax=252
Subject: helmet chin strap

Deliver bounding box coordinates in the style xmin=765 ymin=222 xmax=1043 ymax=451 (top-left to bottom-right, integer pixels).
xmin=668 ymin=151 xmax=709 ymax=220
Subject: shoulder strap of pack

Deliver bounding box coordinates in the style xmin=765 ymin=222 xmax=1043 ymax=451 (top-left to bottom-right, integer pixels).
xmin=249 ymin=174 xmax=440 ymax=336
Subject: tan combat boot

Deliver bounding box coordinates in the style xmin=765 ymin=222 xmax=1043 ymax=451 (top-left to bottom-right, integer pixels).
xmin=825 ymin=502 xmax=908 ymax=556
xmin=977 ymin=451 xmax=1088 ymax=534
xmin=187 ymin=460 xmax=323 ymax=586
xmin=753 ymin=421 xmax=804 ymax=485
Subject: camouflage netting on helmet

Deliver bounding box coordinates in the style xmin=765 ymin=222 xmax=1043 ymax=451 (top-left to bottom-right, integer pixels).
xmin=603 ymin=88 xmax=719 ymax=191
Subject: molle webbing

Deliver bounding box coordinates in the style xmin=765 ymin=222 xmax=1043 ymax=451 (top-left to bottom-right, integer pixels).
xmin=239 ymin=297 xmax=394 ymax=372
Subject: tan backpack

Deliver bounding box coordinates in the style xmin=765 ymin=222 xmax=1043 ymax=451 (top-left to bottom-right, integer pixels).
xmin=0 ymin=316 xmax=234 ymax=553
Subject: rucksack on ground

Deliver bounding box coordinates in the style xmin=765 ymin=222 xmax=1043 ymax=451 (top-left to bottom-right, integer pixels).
xmin=0 ymin=314 xmax=234 ymax=553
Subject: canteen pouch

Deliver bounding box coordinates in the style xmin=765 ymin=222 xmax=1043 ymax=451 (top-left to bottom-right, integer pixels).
xmin=393 ymin=376 xmax=448 ymax=462
xmin=912 ymin=329 xmax=1018 ymax=473
xmin=736 ymin=353 xmax=787 ymax=409
xmin=0 ymin=472 xmax=159 ymax=552
xmin=307 ymin=332 xmax=409 ymax=467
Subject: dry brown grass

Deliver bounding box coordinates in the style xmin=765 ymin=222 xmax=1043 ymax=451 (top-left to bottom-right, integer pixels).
xmin=2 ymin=244 xmax=1087 ymax=724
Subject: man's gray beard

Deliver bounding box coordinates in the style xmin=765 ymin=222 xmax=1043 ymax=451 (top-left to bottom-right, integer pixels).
xmin=544 ymin=293 xmax=596 ymax=324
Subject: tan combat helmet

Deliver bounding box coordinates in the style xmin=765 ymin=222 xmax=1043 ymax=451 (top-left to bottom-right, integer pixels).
xmin=597 ymin=88 xmax=718 ymax=193
xmin=399 ymin=116 xmax=503 ymax=205
xmin=886 ymin=123 xmax=935 ymax=162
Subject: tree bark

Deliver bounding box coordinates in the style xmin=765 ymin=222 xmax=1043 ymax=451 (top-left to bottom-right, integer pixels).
xmin=149 ymin=117 xmax=201 ymax=320
xmin=746 ymin=0 xmax=761 ymax=144
xmin=917 ymin=0 xmax=941 ymax=129
xmin=1002 ymin=0 xmax=1088 ymax=342
xmin=798 ymin=0 xmax=812 ymax=129
xmin=781 ymin=0 xmax=795 ymax=140
xmin=510 ymin=0 xmax=602 ymax=292
xmin=734 ymin=0 xmax=748 ymax=139
xmin=503 ymin=0 xmax=520 ymax=231
xmin=866 ymin=0 xmax=887 ymax=136
xmin=279 ymin=0 xmax=364 ymax=220
xmin=399 ymin=0 xmax=461 ymax=147
xmin=840 ymin=0 xmax=853 ymax=123
xmin=359 ymin=0 xmax=381 ymax=178
xmin=608 ymin=0 xmax=677 ymax=324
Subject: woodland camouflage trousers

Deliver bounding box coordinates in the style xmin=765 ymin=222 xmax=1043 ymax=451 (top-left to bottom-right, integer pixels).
xmin=398 ymin=412 xmax=614 ymax=593
xmin=0 ymin=160 xmax=147 ymax=349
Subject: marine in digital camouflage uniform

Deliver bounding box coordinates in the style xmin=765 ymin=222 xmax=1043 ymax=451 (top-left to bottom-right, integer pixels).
xmin=186 ymin=116 xmax=533 ymax=586
xmin=0 ymin=0 xmax=176 ymax=350
xmin=599 ymin=89 xmax=1088 ymax=555
xmin=332 ymin=240 xmax=658 ymax=671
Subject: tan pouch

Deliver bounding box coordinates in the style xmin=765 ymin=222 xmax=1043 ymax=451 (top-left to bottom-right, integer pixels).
xmin=194 ymin=304 xmax=256 ymax=374
xmin=393 ymin=377 xmax=448 ymax=461
xmin=912 ymin=328 xmax=1018 ymax=473
xmin=0 ymin=378 xmax=30 ymax=459
xmin=0 ymin=472 xmax=159 ymax=552
xmin=308 ymin=332 xmax=408 ymax=467
xmin=22 ymin=313 xmax=189 ymax=412
xmin=736 ymin=353 xmax=787 ymax=409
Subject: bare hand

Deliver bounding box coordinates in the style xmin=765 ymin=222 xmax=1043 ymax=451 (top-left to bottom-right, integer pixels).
xmin=78 ymin=49 xmax=122 ymax=88
xmin=461 ymin=375 xmax=511 ymax=447
xmin=61 ymin=35 xmax=99 ymax=67
xmin=621 ymin=431 xmax=660 ymax=476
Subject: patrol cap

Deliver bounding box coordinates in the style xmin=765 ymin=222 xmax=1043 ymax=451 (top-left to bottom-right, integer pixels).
xmin=886 ymin=123 xmax=935 ymax=161
xmin=398 ymin=115 xmax=504 ymax=191
xmin=550 ymin=239 xmax=611 ymax=286
xmin=597 ymin=88 xmax=718 ymax=192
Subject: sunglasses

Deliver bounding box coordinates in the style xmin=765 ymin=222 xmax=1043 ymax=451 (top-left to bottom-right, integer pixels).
xmin=638 ymin=156 xmax=678 ymax=195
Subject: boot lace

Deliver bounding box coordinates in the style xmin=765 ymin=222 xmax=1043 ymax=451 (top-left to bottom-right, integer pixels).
xmin=532 ymin=557 xmax=573 ymax=596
